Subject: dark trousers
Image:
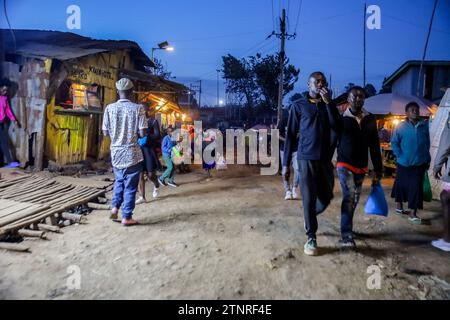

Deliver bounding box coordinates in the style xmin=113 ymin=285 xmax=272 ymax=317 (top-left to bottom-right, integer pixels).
xmin=441 ymin=190 xmax=450 ymax=242
xmin=298 ymin=160 xmax=335 ymax=239
xmin=0 ymin=123 xmax=13 ymax=164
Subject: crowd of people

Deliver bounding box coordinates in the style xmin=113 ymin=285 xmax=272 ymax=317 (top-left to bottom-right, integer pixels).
xmin=282 ymin=71 xmax=450 ymax=255
xmin=3 ymin=74 xmax=446 ymax=255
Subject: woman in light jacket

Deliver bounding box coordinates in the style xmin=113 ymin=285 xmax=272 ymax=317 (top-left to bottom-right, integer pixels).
xmin=391 ymin=102 xmax=431 ymax=224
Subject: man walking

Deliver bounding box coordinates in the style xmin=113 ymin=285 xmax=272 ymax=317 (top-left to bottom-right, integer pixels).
xmin=102 ymin=78 xmax=147 ymax=226
xmin=336 ymin=86 xmax=383 ymax=249
xmin=283 ymin=72 xmax=341 ymax=256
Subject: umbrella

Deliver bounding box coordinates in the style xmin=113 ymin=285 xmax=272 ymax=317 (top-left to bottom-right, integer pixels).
xmin=364 ymin=93 xmax=433 ymax=116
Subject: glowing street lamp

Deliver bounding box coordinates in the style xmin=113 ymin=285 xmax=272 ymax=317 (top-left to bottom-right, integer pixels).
xmin=152 ymin=41 xmax=175 ymax=64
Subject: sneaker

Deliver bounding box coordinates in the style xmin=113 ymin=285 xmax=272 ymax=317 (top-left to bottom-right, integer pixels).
xmin=431 ymin=239 xmax=450 ymax=252
xmin=338 ymin=237 xmax=356 ymax=249
xmin=158 ymin=178 xmax=167 ymax=187
xmin=4 ymin=162 xmax=20 ymax=169
xmin=167 ymin=181 xmax=179 ymax=188
xmin=304 ymin=238 xmax=318 ymax=256
xmin=292 ymin=190 xmax=299 ymax=200
xmin=284 ymin=191 xmax=292 ymax=200
xmin=152 ymin=187 xmax=159 ymax=198
xmin=135 ymin=196 xmax=146 ymax=205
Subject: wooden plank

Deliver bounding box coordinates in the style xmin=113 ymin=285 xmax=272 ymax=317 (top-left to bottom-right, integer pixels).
xmin=0 ymin=202 xmax=36 ymax=218
xmin=0 ymin=175 xmax=31 ymax=188
xmin=19 ymin=184 xmax=72 ymax=203
xmin=0 ymin=242 xmax=30 ymax=252
xmin=54 ymin=176 xmax=113 ymax=189
xmin=33 ymin=185 xmax=78 ymax=204
xmin=37 ymin=224 xmax=61 ymax=233
xmin=1 ymin=180 xmax=56 ymax=200
xmin=0 ymin=177 xmax=49 ymax=197
xmin=0 ymin=189 xmax=105 ymax=234
xmin=0 ymin=199 xmax=22 ymax=211
xmin=18 ymin=229 xmax=47 ymax=239
xmin=0 ymin=204 xmax=50 ymax=227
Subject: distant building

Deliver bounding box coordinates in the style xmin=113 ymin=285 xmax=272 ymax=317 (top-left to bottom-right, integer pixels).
xmin=383 ymin=60 xmax=450 ymax=104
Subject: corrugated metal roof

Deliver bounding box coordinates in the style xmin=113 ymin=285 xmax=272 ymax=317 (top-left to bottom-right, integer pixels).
xmin=383 ymin=60 xmax=450 ymax=86
xmin=1 ymin=29 xmax=154 ymax=69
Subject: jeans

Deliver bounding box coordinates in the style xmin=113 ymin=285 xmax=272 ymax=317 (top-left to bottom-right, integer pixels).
xmin=112 ymin=162 xmax=143 ymax=219
xmin=281 ymin=151 xmax=300 ymax=192
xmin=161 ymin=155 xmax=175 ymax=183
xmin=298 ymin=160 xmax=335 ymax=239
xmin=337 ymin=166 xmax=365 ymax=238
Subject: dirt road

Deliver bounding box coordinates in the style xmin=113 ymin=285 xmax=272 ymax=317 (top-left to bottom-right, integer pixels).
xmin=0 ymin=165 xmax=449 ymax=299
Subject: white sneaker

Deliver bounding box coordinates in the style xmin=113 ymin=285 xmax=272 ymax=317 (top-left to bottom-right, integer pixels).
xmin=292 ymin=190 xmax=299 ymax=200
xmin=152 ymin=187 xmax=159 ymax=199
xmin=135 ymin=196 xmax=146 ymax=205
xmin=431 ymin=239 xmax=450 ymax=252
xmin=284 ymin=191 xmax=292 ymax=200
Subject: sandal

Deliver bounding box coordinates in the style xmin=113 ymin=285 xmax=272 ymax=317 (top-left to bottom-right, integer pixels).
xmin=121 ymin=218 xmax=139 ymax=227
xmin=110 ymin=208 xmax=119 ymax=220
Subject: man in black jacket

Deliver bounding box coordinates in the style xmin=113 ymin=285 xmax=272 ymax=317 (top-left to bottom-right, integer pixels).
xmin=283 ymin=72 xmax=341 ymax=256
xmin=336 ymin=86 xmax=382 ymax=248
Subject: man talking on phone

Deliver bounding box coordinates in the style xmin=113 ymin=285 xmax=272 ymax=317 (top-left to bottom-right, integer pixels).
xmin=283 ymin=72 xmax=341 ymax=256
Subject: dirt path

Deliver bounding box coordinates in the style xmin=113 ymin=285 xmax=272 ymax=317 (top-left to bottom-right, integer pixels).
xmin=0 ymin=165 xmax=449 ymax=299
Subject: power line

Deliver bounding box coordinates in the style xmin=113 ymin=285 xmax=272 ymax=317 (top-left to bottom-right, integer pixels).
xmin=194 ymin=37 xmax=276 ymax=80
xmin=138 ymin=30 xmax=268 ymax=45
xmin=417 ymin=0 xmax=439 ymax=96
xmin=3 ymin=0 xmax=16 ymax=53
xmin=384 ymin=13 xmax=450 ymax=36
xmin=287 ymin=0 xmax=291 ymax=32
xmin=293 ymin=0 xmax=303 ymax=34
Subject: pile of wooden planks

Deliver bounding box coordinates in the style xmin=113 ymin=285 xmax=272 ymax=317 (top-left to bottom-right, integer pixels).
xmin=0 ymin=175 xmax=110 ymax=239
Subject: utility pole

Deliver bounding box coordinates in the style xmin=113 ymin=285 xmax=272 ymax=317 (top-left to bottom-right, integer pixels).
xmin=276 ymin=9 xmax=286 ymax=127
xmin=216 ymin=69 xmax=220 ymax=107
xmin=190 ymin=81 xmax=202 ymax=108
xmin=274 ymin=8 xmax=296 ymax=127
xmin=363 ymin=3 xmax=367 ymax=87
xmin=199 ymin=80 xmax=202 ymax=108
xmin=417 ymin=0 xmax=438 ymax=97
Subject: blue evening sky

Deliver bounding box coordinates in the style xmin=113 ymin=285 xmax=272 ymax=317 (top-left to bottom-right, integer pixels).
xmin=2 ymin=0 xmax=450 ymax=106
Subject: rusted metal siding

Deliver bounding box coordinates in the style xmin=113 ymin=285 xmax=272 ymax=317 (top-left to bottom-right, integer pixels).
xmin=1 ymin=59 xmax=50 ymax=169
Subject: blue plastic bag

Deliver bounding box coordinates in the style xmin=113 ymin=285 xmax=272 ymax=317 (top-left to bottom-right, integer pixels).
xmin=138 ymin=136 xmax=147 ymax=147
xmin=364 ymin=183 xmax=389 ymax=216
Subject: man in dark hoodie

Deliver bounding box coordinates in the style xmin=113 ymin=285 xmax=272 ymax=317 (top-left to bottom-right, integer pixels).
xmin=336 ymin=86 xmax=383 ymax=249
xmin=283 ymin=72 xmax=341 ymax=256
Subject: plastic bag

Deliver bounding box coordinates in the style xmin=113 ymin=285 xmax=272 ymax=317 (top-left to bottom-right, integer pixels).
xmin=423 ymin=172 xmax=432 ymax=202
xmin=172 ymin=145 xmax=182 ymax=158
xmin=364 ymin=183 xmax=389 ymax=216
xmin=138 ymin=136 xmax=147 ymax=147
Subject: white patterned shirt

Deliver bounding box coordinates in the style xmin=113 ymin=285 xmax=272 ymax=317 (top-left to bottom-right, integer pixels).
xmin=102 ymin=99 xmax=147 ymax=169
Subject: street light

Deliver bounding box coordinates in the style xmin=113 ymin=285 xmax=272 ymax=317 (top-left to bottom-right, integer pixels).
xmin=152 ymin=41 xmax=174 ymax=64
